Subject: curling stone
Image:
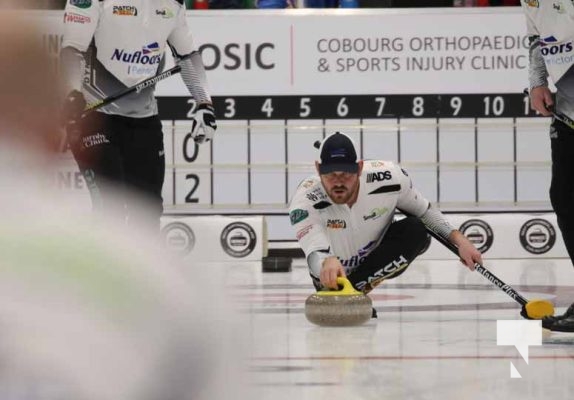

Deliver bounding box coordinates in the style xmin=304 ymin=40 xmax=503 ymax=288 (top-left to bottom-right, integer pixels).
xmin=305 ymin=277 xmax=372 ymax=327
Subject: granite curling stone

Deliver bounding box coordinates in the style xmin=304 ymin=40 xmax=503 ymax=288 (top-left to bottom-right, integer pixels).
xmin=305 ymin=277 xmax=373 ymax=327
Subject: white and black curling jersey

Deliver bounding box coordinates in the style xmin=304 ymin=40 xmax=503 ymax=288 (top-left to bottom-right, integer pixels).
xmin=289 ymin=161 xmax=432 ymax=275
xmin=62 ymin=0 xmax=197 ymax=117
xmin=522 ymin=0 xmax=574 ymax=120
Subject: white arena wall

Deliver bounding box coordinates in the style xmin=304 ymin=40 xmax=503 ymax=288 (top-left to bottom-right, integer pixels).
xmin=34 ymin=8 xmax=567 ymax=260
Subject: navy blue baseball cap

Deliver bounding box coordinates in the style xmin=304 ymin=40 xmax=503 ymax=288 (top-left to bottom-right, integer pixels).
xmin=317 ymin=132 xmax=359 ymax=174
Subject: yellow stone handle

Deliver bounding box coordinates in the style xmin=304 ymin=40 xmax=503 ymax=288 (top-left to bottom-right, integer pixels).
xmin=316 ymin=277 xmax=361 ymax=296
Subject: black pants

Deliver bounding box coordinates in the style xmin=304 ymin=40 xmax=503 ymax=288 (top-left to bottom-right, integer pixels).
xmin=71 ymin=112 xmax=165 ymax=232
xmin=550 ymin=119 xmax=574 ymax=266
xmin=311 ymin=217 xmax=429 ymax=292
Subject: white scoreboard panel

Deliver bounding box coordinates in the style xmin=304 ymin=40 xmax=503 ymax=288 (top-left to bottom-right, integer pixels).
xmin=159 ymin=93 xmax=552 ymax=215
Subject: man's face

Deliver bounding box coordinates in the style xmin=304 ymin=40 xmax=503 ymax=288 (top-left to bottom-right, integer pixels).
xmin=316 ymin=161 xmax=363 ymax=205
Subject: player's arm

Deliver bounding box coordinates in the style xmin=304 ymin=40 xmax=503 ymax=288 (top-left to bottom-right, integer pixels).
xmin=60 ymin=0 xmax=100 ymax=130
xmin=167 ymin=4 xmax=215 ymax=143
xmin=522 ymin=9 xmax=552 ymax=116
xmin=396 ymin=166 xmax=482 ymax=270
xmin=289 ymin=190 xmax=342 ymax=289
xmin=61 ymin=0 xmax=100 ymax=95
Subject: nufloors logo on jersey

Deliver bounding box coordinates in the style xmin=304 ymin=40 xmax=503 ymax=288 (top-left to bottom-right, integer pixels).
xmin=539 ymin=36 xmax=574 ymax=65
xmin=339 ymin=241 xmax=377 ymax=268
xmin=112 ymin=43 xmax=161 ymax=75
xmin=497 ymin=320 xmax=542 ymax=378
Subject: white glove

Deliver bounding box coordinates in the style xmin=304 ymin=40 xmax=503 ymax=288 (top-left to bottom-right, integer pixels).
xmin=191 ymin=103 xmax=217 ymax=144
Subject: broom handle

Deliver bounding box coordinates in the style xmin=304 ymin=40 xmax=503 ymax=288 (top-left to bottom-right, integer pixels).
xmin=425 ymin=226 xmax=529 ymax=307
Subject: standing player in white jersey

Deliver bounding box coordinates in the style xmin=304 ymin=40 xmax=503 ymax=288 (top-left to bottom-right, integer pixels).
xmin=523 ymin=0 xmax=574 ymax=331
xmin=61 ymin=0 xmax=216 ymax=232
xmin=289 ymin=132 xmax=482 ymax=316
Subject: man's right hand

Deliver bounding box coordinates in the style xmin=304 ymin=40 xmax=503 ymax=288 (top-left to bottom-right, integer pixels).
xmin=529 ymin=86 xmax=553 ymax=116
xmin=190 ymin=103 xmax=217 ymax=144
xmin=320 ymin=256 xmax=346 ymax=289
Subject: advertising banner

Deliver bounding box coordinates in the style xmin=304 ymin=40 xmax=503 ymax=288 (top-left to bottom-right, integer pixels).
xmin=39 ymin=8 xmax=530 ymax=96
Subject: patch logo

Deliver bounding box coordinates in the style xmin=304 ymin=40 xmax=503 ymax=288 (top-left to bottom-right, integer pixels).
xmin=524 ymin=0 xmax=539 ymax=7
xmin=143 ymin=42 xmax=160 ymax=55
xmin=64 ymin=12 xmax=91 ymax=23
xmin=82 ymin=132 xmax=110 ymax=148
xmin=363 ymin=207 xmax=389 ymax=221
xmin=519 ymin=218 xmax=556 ymax=255
xmin=301 ymin=179 xmax=315 ymax=189
xmin=553 ymin=1 xmax=565 ymax=13
xmin=306 ymin=188 xmax=327 ymax=202
xmin=326 ymin=219 xmax=347 ymax=229
xmin=161 ymin=222 xmax=195 ymax=256
xmin=459 ymin=219 xmax=494 ymax=253
xmin=156 ymin=8 xmax=175 ymax=18
xmin=220 ymin=222 xmax=257 ymax=258
xmin=296 ymin=225 xmax=313 ymax=240
xmin=113 ymin=5 xmax=138 ymax=16
xmin=70 ymin=0 xmax=92 ymax=9
xmin=366 ymin=171 xmax=392 ymax=183
xmin=290 ymin=209 xmax=309 ymax=225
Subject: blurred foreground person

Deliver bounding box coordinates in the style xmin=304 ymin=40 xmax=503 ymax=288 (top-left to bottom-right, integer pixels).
xmin=0 ymin=14 xmax=247 ymax=400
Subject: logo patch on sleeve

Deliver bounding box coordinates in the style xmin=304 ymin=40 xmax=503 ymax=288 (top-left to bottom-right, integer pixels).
xmin=289 ymin=209 xmax=309 ymax=225
xmin=70 ymin=0 xmax=92 ymax=8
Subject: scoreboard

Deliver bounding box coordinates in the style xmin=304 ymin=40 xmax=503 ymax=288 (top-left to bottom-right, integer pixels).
xmin=159 ymin=93 xmax=537 ymax=121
